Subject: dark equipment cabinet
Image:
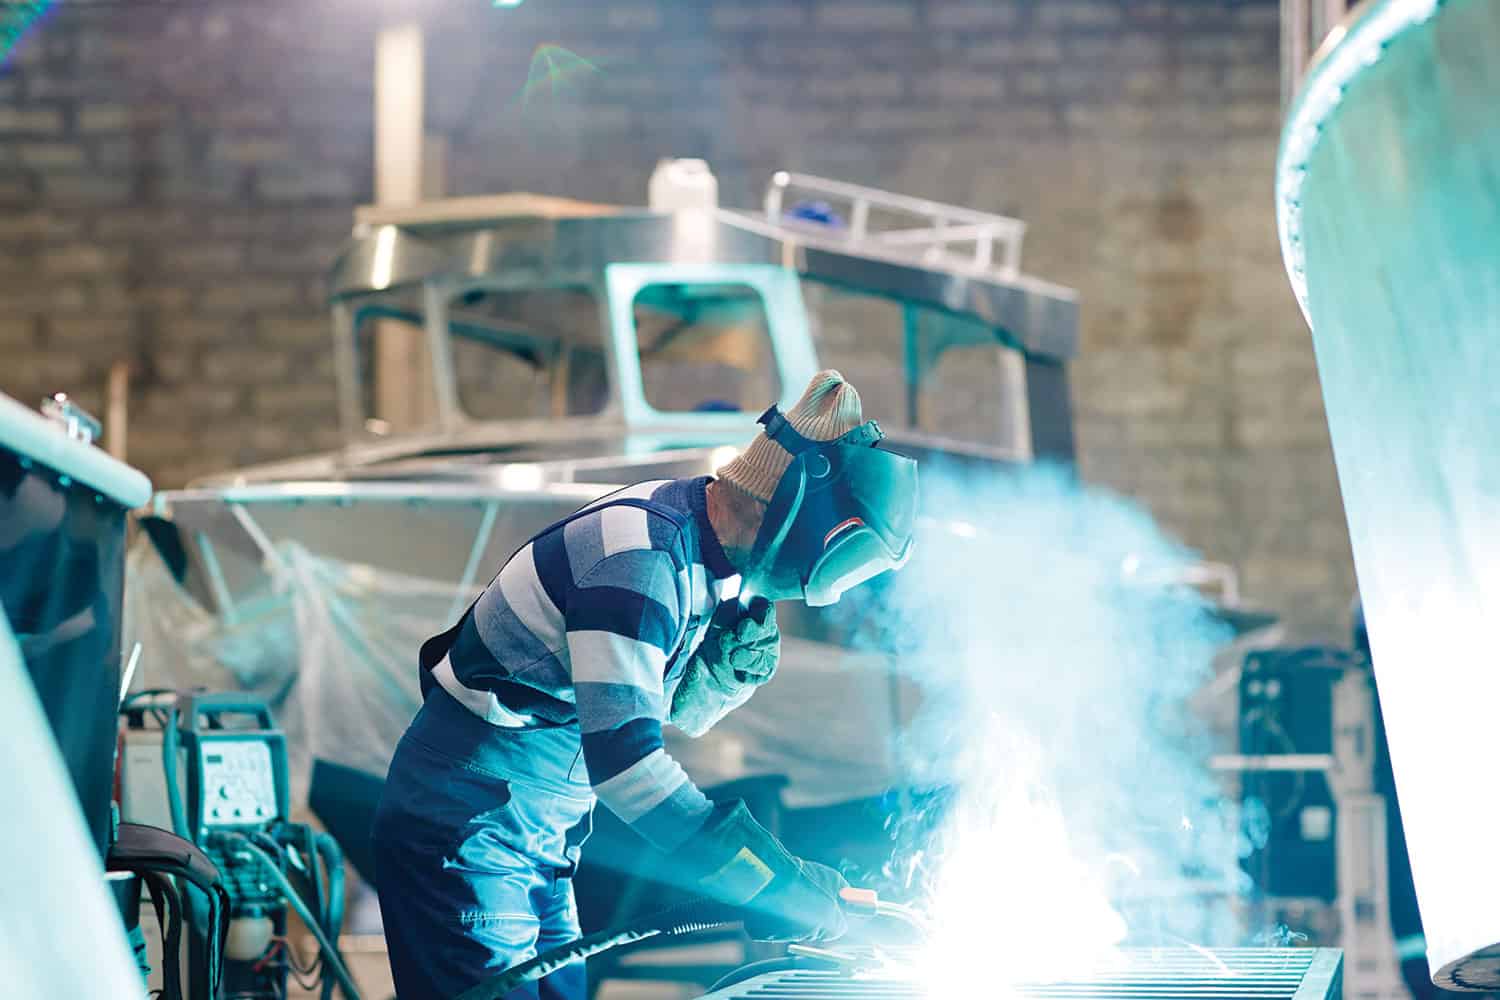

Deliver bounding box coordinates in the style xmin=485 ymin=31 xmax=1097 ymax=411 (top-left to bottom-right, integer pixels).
xmin=0 ymin=393 xmax=150 ymax=860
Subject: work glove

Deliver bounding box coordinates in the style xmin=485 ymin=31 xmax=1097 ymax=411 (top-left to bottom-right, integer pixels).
xmin=680 ymin=800 xmax=849 ymax=944
xmin=668 ymin=597 xmax=780 ymax=737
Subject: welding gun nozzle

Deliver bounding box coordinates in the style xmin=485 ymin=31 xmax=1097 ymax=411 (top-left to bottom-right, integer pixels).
xmin=838 ymin=886 xmax=881 ymax=916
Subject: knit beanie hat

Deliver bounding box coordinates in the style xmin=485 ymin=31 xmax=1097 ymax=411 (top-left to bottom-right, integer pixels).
xmin=715 ymin=370 xmax=866 ymax=503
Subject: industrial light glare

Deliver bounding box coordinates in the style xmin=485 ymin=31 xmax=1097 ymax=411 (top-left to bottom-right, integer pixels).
xmin=370 ymin=225 xmax=397 ymax=291
xmin=708 ymin=445 xmax=739 ymax=470
xmin=492 ymin=0 xmax=524 ymax=6
xmin=496 ymin=463 xmax=544 ymax=491
xmin=946 ymin=519 xmax=977 ymax=539
xmin=913 ymin=731 xmax=1129 ymax=994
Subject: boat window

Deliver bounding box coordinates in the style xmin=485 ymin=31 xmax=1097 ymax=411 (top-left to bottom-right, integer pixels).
xmin=632 ymin=282 xmax=779 ymax=413
xmin=351 ymin=308 xmax=426 ymax=429
xmin=914 ymin=322 xmax=1030 ymax=449
xmin=801 ymin=280 xmax=1030 ymax=452
xmin=798 ymin=282 xmax=910 ymax=430
xmin=449 ymin=287 xmax=610 ymax=421
xmin=350 ymin=287 xmax=609 ymax=432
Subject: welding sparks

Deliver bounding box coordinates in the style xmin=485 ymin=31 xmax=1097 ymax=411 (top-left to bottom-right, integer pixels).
xmin=909 ymin=730 xmax=1129 ymax=992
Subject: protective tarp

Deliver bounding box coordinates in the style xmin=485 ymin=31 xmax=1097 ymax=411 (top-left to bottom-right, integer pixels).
xmin=124 ymin=537 xmax=478 ymax=803
xmin=124 ymin=537 xmax=908 ymax=808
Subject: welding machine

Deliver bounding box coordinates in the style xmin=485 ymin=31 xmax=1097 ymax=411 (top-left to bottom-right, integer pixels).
xmin=1220 ymin=640 xmax=1402 ymax=1000
xmin=1237 ymin=646 xmax=1353 ymax=903
xmin=176 ymin=693 xmax=289 ymax=836
xmin=120 ymin=690 xmax=356 ymax=999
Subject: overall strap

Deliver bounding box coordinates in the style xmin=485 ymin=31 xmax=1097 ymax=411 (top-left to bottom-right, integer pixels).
xmin=419 ymin=497 xmax=691 ymax=688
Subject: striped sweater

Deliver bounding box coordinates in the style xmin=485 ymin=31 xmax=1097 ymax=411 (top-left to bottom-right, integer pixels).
xmin=428 ymin=476 xmax=740 ymax=849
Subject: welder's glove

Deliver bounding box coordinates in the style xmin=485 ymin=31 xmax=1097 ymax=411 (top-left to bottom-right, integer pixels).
xmin=668 ymin=597 xmax=780 ymax=738
xmin=681 ymin=800 xmax=849 ymax=944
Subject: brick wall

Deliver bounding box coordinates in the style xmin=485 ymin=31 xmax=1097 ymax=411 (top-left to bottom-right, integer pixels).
xmin=0 ymin=0 xmax=1355 ymax=626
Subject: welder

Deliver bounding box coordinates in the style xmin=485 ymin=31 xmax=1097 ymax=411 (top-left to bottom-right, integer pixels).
xmin=371 ymin=371 xmax=918 ymax=1000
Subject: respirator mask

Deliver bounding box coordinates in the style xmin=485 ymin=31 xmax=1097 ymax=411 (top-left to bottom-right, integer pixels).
xmin=740 ymin=406 xmax=918 ymax=606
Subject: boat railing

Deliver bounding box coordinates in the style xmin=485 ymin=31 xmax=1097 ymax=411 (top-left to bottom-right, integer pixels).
xmin=763 ymin=170 xmax=1027 ymax=278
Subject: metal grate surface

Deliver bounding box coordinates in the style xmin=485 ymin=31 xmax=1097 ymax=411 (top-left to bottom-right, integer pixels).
xmin=696 ymin=948 xmax=1342 ymax=1000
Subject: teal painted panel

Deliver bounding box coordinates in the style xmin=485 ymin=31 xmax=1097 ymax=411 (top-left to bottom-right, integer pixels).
xmin=0 ymin=393 xmax=151 ymax=508
xmin=1277 ymin=0 xmax=1500 ymax=983
xmin=604 ymin=262 xmax=820 ymax=429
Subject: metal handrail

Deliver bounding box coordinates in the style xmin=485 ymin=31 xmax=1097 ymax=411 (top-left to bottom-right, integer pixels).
xmin=764 ymin=170 xmax=1027 ymax=277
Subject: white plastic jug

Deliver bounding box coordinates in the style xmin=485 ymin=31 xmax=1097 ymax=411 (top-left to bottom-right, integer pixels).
xmin=648 ymin=158 xmax=719 ymax=213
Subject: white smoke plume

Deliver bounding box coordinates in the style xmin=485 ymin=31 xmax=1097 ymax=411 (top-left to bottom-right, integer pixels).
xmin=845 ymin=461 xmax=1255 ymax=986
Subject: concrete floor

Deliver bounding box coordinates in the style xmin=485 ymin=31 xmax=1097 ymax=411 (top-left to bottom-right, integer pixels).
xmin=284 ymin=936 xmax=395 ymax=1000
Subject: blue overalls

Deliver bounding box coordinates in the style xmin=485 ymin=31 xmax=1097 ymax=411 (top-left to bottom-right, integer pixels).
xmin=372 ymin=499 xmax=691 ymax=1000
xmin=372 ymin=686 xmax=595 ymax=1000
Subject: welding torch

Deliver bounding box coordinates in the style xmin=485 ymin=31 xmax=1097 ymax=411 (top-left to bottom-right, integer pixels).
xmin=838 ymin=886 xmax=934 ymax=935
xmin=777 ymin=890 xmax=933 ymax=980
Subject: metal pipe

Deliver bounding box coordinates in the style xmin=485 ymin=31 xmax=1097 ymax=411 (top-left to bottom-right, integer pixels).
xmin=373 ymin=21 xmax=430 ymax=432
xmin=330 ymin=300 xmax=364 ymax=445
xmin=1209 ymin=753 xmax=1336 ymax=773
xmin=106 ymin=361 xmax=129 ymax=462
xmin=1282 ymin=0 xmax=1310 ymax=109
xmin=774 ymin=170 xmax=1023 ymax=227
xmin=228 ymin=503 xmax=288 ymax=574
xmin=374 ymin=22 xmax=423 ymax=208
xmin=423 ymin=280 xmax=462 ymax=431
xmin=194 ymin=532 xmax=238 ymax=625
xmin=448 ymin=500 xmax=499 ymax=622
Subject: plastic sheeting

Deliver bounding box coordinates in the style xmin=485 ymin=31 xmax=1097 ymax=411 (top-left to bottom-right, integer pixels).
xmin=124 ymin=537 xmax=479 ymax=803
xmin=124 ymin=537 xmax=912 ymax=808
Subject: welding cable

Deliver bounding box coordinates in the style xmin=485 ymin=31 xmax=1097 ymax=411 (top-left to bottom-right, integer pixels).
xmin=159 ymin=703 xmax=189 ymax=839
xmin=223 ymin=835 xmax=364 ymax=1000
xmin=302 ymin=825 xmax=327 ymax=932
xmin=313 ymin=832 xmax=347 ymax=1000
xmin=450 ymin=897 xmax=742 ymax=1000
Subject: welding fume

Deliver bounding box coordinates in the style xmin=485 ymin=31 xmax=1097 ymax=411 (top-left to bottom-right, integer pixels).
xmin=370 ymin=370 xmax=919 ymax=1000
xmin=849 ymin=461 xmax=1251 ymax=991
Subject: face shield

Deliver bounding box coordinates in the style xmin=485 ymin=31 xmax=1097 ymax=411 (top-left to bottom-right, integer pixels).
xmin=741 ymin=407 xmax=918 ymax=607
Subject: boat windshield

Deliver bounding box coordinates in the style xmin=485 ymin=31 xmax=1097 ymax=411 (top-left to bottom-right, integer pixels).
xmin=632 ymin=281 xmax=778 ymax=414
xmin=800 ymin=278 xmax=1032 ymax=453
xmin=351 ymin=286 xmax=612 ymax=425
xmin=352 ymin=280 xmax=781 ymax=428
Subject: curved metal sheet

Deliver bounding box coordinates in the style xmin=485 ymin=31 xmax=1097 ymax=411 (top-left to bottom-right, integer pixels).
xmin=1276 ymin=0 xmax=1500 ymax=986
xmin=0 ymin=607 xmax=144 ymax=999
xmin=0 ymin=392 xmax=151 ymax=509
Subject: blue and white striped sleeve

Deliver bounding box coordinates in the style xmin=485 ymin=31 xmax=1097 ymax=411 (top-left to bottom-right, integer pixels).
xmin=566 ymin=511 xmax=713 ymax=849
